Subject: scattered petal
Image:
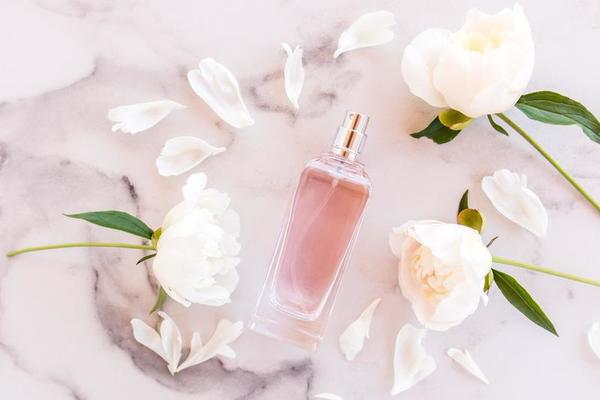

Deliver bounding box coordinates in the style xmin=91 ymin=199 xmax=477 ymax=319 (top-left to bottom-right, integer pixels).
xmin=156 ymin=136 xmax=226 ymax=176
xmin=447 ymin=348 xmax=489 ymax=384
xmin=391 ymin=323 xmax=437 ymax=395
xmin=157 ymin=311 xmax=183 ymax=375
xmin=482 ymin=169 xmax=548 ymax=236
xmin=108 ymin=100 xmax=185 ymax=134
xmin=131 ymin=312 xmax=183 ymax=375
xmin=588 ymin=322 xmax=600 ymax=359
xmin=131 ymin=319 xmax=168 ymax=361
xmin=339 ymin=297 xmax=381 ymax=361
xmin=314 ymin=394 xmax=343 ymax=400
xmin=282 ymin=43 xmax=305 ymax=109
xmin=177 ymin=320 xmax=244 ymax=372
xmin=333 ymin=11 xmax=396 ymax=58
xmin=187 ymin=58 xmax=254 ymax=128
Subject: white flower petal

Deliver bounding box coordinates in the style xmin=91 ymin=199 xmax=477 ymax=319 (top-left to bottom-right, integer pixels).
xmin=482 ymin=169 xmax=548 ymax=236
xmin=156 ymin=136 xmax=226 ymax=177
xmin=182 ymin=173 xmax=208 ymax=207
xmin=391 ymin=323 xmax=437 ymax=395
xmin=339 ymin=297 xmax=381 ymax=361
xmin=187 ymin=58 xmax=254 ymax=128
xmin=130 ymin=319 xmax=169 ymax=362
xmin=177 ymin=320 xmax=244 ymax=372
xmin=333 ymin=11 xmax=396 ymax=58
xmin=314 ymin=394 xmax=343 ymax=400
xmin=447 ymin=348 xmax=489 ymax=384
xmin=108 ymin=100 xmax=185 ymax=134
xmin=401 ymin=29 xmax=451 ymax=108
xmin=281 ymin=43 xmax=305 ymax=109
xmin=157 ymin=312 xmax=183 ymax=375
xmin=588 ymin=322 xmax=600 ymax=359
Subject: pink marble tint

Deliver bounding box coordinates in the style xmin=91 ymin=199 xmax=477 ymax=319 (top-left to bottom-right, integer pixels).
xmin=273 ymin=163 xmax=369 ymax=319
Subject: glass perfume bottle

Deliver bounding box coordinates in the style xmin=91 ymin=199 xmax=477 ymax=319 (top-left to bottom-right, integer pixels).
xmin=250 ymin=111 xmax=372 ymax=350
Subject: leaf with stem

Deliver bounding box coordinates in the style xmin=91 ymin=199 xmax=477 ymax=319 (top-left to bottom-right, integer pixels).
xmin=495 ymin=112 xmax=600 ymax=214
xmin=65 ymin=211 xmax=154 ymax=239
xmin=516 ymin=91 xmax=600 ymax=143
xmin=492 ymin=268 xmax=558 ymax=336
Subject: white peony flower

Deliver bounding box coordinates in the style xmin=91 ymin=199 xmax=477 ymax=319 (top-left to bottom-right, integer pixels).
xmin=153 ymin=173 xmax=241 ymax=307
xmin=108 ymin=100 xmax=186 ymax=134
xmin=401 ymin=3 xmax=534 ymax=118
xmin=281 ymin=43 xmax=305 ymax=109
xmin=481 ymin=169 xmax=548 ymax=237
xmin=155 ymin=136 xmax=226 ymax=177
xmin=391 ymin=323 xmax=436 ymax=395
xmin=187 ymin=58 xmax=254 ymax=128
xmin=389 ymin=220 xmax=492 ymax=331
xmin=333 ymin=11 xmax=396 ymax=58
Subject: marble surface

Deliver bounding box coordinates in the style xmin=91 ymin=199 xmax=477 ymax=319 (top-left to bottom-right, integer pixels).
xmin=1 ymin=0 xmax=600 ymax=399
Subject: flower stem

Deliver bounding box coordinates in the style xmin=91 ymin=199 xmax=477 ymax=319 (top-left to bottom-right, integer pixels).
xmin=496 ymin=112 xmax=600 ymax=214
xmin=6 ymin=242 xmax=155 ymax=257
xmin=493 ymin=256 xmax=600 ymax=287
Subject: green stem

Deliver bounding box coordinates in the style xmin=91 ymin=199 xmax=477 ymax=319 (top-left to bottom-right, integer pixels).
xmin=493 ymin=256 xmax=600 ymax=287
xmin=6 ymin=242 xmax=155 ymax=257
xmin=496 ymin=112 xmax=600 ymax=214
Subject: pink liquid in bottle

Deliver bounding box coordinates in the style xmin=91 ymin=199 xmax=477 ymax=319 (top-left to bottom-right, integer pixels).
xmin=273 ymin=164 xmax=369 ymax=319
xmin=250 ymin=112 xmax=372 ymax=350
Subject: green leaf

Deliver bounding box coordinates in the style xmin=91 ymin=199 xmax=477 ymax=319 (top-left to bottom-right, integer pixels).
xmin=457 ymin=208 xmax=485 ymax=233
xmin=411 ymin=117 xmax=463 ymax=144
xmin=492 ymin=269 xmax=558 ymax=336
xmin=65 ymin=211 xmax=154 ymax=239
xmin=149 ymin=287 xmax=167 ymax=314
xmin=487 ymin=115 xmax=508 ymax=135
xmin=457 ymin=190 xmax=469 ymax=215
xmin=483 ymin=270 xmax=494 ymax=293
xmin=439 ymin=109 xmax=473 ymax=130
xmin=486 ymin=236 xmax=499 ymax=248
xmin=516 ymin=91 xmax=600 ymax=143
xmin=136 ymin=253 xmax=156 ymax=265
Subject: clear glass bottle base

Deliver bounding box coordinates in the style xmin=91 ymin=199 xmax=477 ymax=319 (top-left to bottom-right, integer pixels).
xmin=249 ymin=306 xmax=323 ymax=351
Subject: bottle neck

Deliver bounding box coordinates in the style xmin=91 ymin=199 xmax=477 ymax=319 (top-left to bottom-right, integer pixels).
xmin=330 ymin=126 xmax=367 ymax=161
xmin=331 ymin=112 xmax=369 ymax=161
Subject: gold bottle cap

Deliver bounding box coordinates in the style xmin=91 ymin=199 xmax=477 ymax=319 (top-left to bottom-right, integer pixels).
xmin=331 ymin=111 xmax=370 ymax=160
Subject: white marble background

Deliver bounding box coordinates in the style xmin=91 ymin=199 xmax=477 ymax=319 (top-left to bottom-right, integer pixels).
xmin=1 ymin=0 xmax=599 ymax=399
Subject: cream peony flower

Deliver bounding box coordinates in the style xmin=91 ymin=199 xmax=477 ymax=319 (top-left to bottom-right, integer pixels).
xmin=153 ymin=173 xmax=241 ymax=307
xmin=401 ymin=3 xmax=534 ymax=118
xmin=389 ymin=220 xmax=492 ymax=331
